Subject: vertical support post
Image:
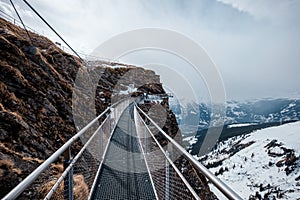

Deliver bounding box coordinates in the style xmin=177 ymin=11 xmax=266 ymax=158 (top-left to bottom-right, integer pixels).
xmin=99 ymin=123 xmax=103 ymax=158
xmin=145 ymin=122 xmax=149 ymax=154
xmin=63 ymin=147 xmax=73 ymax=200
xmin=144 ymin=128 xmax=147 ymax=154
xmin=109 ymin=111 xmax=112 ymax=134
xmin=165 ymin=151 xmax=170 ymax=200
xmin=112 ymin=108 xmax=115 ymax=131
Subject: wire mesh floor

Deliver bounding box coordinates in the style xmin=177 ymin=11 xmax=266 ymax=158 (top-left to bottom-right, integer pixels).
xmin=91 ymin=105 xmax=156 ymax=199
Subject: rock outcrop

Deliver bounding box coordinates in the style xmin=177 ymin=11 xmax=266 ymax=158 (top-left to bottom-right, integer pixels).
xmin=0 ymin=17 xmax=216 ymax=199
xmin=0 ymin=17 xmax=173 ymax=198
xmin=0 ymin=17 xmax=84 ymax=198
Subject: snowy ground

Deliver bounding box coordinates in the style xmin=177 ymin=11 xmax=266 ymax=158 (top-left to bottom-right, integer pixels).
xmin=199 ymin=122 xmax=300 ymax=199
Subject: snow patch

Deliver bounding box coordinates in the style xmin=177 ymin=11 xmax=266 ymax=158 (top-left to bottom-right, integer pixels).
xmin=201 ymin=122 xmax=300 ymax=199
xmin=227 ymin=123 xmax=256 ymax=128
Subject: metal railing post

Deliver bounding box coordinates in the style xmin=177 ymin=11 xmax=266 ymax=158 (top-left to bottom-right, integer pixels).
xmin=63 ymin=147 xmax=73 ymax=200
xmin=144 ymin=131 xmax=147 ymax=154
xmin=109 ymin=111 xmax=112 ymax=133
xmin=99 ymin=123 xmax=103 ymax=158
xmin=165 ymin=151 xmax=170 ymax=200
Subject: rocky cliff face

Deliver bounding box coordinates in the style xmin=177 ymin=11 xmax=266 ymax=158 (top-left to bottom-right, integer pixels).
xmin=0 ymin=17 xmax=170 ymax=198
xmin=0 ymin=17 xmax=84 ymax=197
xmin=0 ymin=17 xmax=216 ymax=199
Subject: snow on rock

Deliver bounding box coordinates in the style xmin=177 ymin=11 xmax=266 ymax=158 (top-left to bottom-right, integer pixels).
xmin=269 ymin=146 xmax=285 ymax=155
xmin=200 ymin=122 xmax=300 ymax=199
xmin=227 ymin=123 xmax=256 ymax=128
xmin=101 ymin=63 xmax=128 ymax=69
xmin=183 ymin=136 xmax=198 ymax=145
xmin=118 ymin=84 xmax=137 ymax=95
xmin=190 ymin=110 xmax=197 ymax=115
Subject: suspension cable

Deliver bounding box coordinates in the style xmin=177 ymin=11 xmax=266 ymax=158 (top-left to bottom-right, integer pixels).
xmin=9 ymin=0 xmax=33 ymax=45
xmin=22 ymin=0 xmax=83 ymax=61
xmin=1 ymin=7 xmax=115 ymax=63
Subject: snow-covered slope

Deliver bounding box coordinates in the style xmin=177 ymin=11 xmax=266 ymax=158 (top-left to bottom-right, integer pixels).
xmin=198 ymin=122 xmax=300 ymax=199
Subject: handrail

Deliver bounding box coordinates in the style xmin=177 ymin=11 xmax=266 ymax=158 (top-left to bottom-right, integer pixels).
xmin=88 ymin=100 xmax=130 ymax=200
xmin=133 ymin=106 xmax=160 ymax=200
xmin=3 ymin=100 xmax=125 ymax=200
xmin=134 ymin=106 xmax=200 ymax=200
xmin=135 ymin=104 xmax=243 ymax=200
xmin=87 ymin=123 xmax=112 ymax=199
xmin=44 ymin=121 xmax=104 ymax=199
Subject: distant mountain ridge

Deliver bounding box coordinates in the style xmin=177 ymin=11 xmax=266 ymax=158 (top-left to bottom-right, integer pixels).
xmin=170 ymin=98 xmax=300 ymax=133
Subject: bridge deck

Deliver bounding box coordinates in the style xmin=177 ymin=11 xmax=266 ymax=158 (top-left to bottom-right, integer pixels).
xmin=91 ymin=105 xmax=156 ymax=199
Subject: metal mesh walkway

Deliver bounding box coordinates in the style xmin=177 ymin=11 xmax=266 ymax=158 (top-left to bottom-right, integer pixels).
xmin=91 ymin=104 xmax=156 ymax=199
xmin=3 ymin=100 xmax=242 ymax=200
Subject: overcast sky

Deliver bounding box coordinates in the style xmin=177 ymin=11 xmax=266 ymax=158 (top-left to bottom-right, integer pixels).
xmin=1 ymin=0 xmax=300 ymax=102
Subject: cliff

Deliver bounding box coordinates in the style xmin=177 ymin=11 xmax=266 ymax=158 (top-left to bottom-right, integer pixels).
xmin=0 ymin=17 xmax=215 ymax=199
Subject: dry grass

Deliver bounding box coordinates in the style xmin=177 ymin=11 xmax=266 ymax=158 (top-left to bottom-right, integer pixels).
xmin=38 ymin=174 xmax=89 ymax=199
xmin=0 ymin=102 xmax=5 ymax=111
xmin=73 ymin=175 xmax=89 ymax=199
xmin=10 ymin=111 xmax=24 ymax=122
xmin=0 ymin=159 xmax=22 ymax=175
xmin=1 ymin=61 xmax=29 ymax=86
xmin=0 ymin=142 xmax=44 ymax=164
xmin=22 ymin=156 xmax=44 ymax=164
xmin=50 ymin=163 xmax=64 ymax=174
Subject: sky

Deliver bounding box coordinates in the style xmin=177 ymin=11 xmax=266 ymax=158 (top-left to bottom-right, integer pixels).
xmin=0 ymin=0 xmax=300 ymax=102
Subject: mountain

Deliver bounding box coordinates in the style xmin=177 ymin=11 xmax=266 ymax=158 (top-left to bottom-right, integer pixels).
xmin=0 ymin=16 xmax=170 ymax=198
xmin=0 ymin=17 xmax=216 ymax=199
xmin=226 ymin=99 xmax=300 ymax=125
xmin=170 ymin=98 xmax=300 ymax=134
xmin=196 ymin=121 xmax=300 ymax=199
xmin=0 ymin=17 xmax=157 ymax=196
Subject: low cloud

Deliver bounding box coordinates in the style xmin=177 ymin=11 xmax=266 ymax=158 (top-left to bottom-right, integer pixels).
xmin=1 ymin=0 xmax=299 ymax=101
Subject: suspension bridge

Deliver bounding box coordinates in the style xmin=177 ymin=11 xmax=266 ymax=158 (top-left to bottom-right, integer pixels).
xmin=3 ymin=98 xmax=243 ymax=200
